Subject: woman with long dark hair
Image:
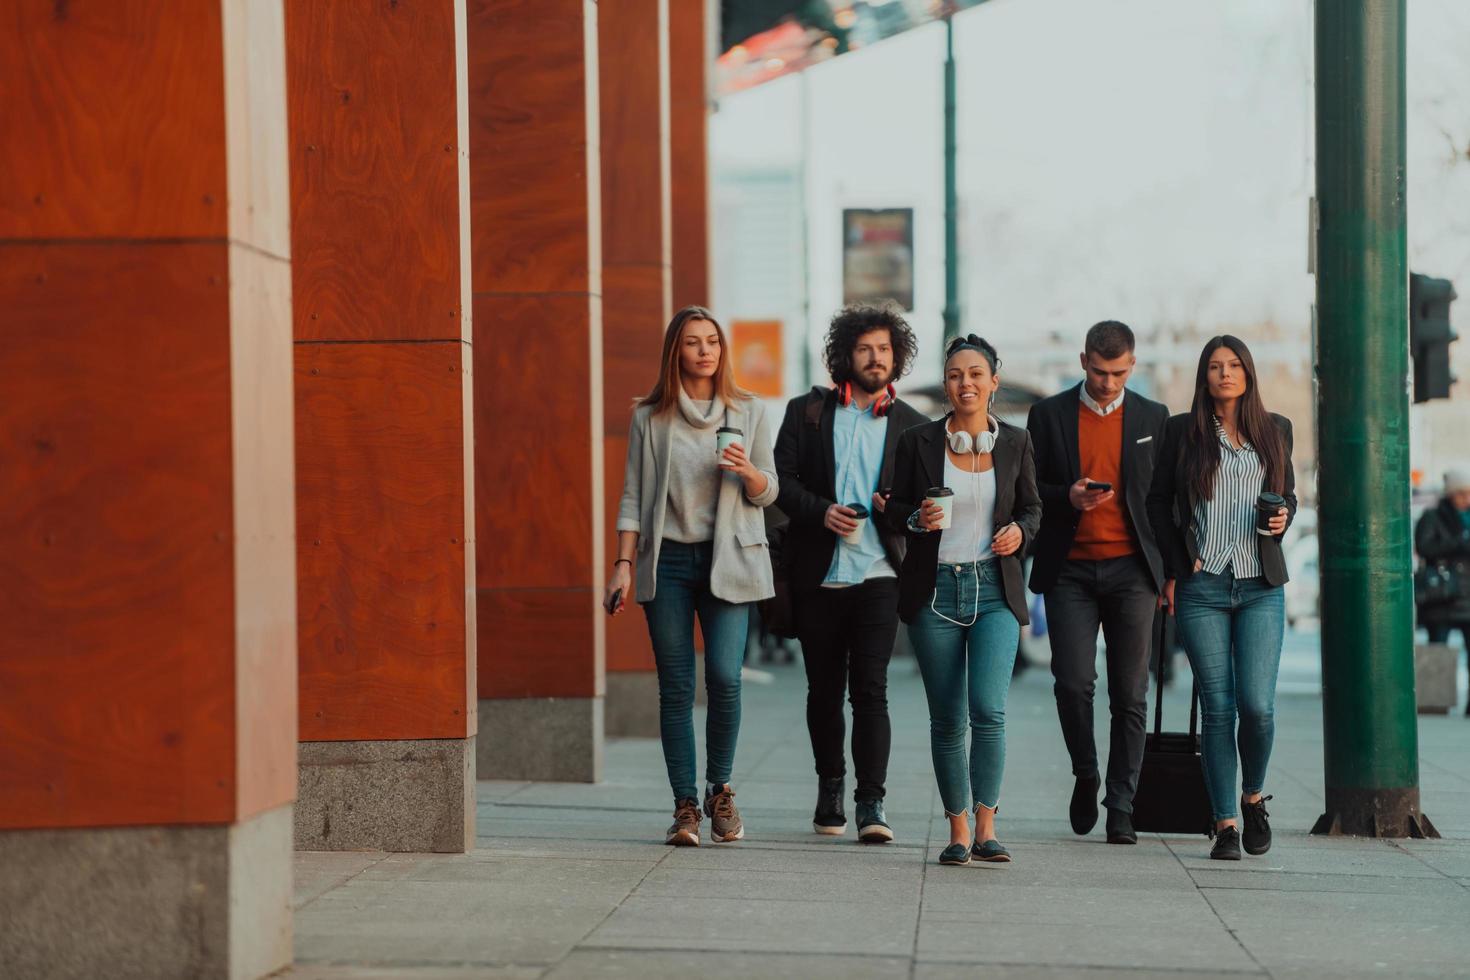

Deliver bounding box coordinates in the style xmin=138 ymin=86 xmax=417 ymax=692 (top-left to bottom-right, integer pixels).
xmin=1147 ymin=335 xmax=1296 ymax=861
xmin=885 ymin=335 xmax=1041 ymax=866
xmin=605 ymin=306 xmax=779 ymax=846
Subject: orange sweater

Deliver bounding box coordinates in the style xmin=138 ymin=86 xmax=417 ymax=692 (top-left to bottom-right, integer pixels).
xmin=1068 ymin=403 xmax=1136 ymax=560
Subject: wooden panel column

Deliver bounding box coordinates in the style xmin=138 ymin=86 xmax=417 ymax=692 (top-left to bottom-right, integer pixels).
xmin=288 ymin=0 xmax=476 ymax=852
xmin=602 ymin=0 xmax=674 ymax=737
xmin=0 ymin=3 xmax=296 ymax=976
xmin=470 ymin=0 xmax=606 ymax=781
xmin=669 ymin=0 xmax=712 ymax=310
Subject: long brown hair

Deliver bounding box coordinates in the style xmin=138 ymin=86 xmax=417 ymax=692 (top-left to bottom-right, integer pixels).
xmin=639 ymin=305 xmax=749 ymax=414
xmin=1182 ymin=335 xmax=1288 ymax=501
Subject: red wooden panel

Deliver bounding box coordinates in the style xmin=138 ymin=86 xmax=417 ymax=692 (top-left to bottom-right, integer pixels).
xmin=468 ymin=0 xmax=596 ymax=294
xmin=668 ymin=0 xmax=710 ymax=309
xmin=287 ymin=0 xmax=464 ymax=342
xmin=477 ymin=590 xmax=598 ymax=699
xmin=600 ymin=0 xmax=668 ymax=267
xmin=0 ymin=4 xmax=227 ymax=240
xmin=473 ymin=292 xmax=598 ymax=590
xmin=602 ymin=265 xmax=669 ymax=432
xmin=0 ymin=244 xmax=236 ymax=829
xmin=296 ymin=342 xmax=472 ymax=742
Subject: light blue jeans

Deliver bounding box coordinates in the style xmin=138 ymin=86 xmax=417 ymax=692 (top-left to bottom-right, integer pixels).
xmin=907 ymin=560 xmax=1020 ymax=814
xmin=1174 ymin=569 xmax=1285 ymax=822
xmin=642 ymin=540 xmax=748 ymax=802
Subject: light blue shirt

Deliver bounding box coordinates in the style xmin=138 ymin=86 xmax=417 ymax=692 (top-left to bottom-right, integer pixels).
xmin=823 ymin=400 xmax=897 ymax=586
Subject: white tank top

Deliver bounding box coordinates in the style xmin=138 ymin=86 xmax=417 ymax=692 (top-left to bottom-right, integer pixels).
xmin=937 ymin=454 xmax=997 ymax=564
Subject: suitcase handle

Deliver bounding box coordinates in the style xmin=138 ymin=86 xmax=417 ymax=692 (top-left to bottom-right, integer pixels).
xmin=1152 ymin=607 xmax=1199 ymax=738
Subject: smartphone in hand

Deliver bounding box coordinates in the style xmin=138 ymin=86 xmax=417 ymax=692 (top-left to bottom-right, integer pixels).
xmin=1085 ymin=481 xmax=1113 ymax=492
xmin=604 ymin=588 xmax=623 ymax=616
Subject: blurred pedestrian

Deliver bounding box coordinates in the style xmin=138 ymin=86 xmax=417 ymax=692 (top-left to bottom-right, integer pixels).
xmin=773 ymin=305 xmax=925 ymax=844
xmin=885 ymin=335 xmax=1041 ymax=866
xmin=1026 ymin=320 xmax=1169 ymax=846
xmin=1148 ymin=335 xmax=1296 ymax=862
xmin=1415 ymin=466 xmax=1470 ymax=714
xmin=604 ymin=306 xmax=780 ymax=846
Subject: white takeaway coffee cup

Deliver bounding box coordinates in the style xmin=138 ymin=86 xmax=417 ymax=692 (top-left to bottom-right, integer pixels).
xmin=843 ymin=503 xmax=869 ymax=543
xmin=925 ymin=487 xmax=955 ymax=530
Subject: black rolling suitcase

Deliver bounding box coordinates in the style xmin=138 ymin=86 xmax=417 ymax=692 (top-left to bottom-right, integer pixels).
xmin=1131 ymin=609 xmax=1212 ymax=836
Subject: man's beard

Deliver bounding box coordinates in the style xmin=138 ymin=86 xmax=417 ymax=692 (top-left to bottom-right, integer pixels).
xmin=852 ymin=366 xmax=894 ymax=395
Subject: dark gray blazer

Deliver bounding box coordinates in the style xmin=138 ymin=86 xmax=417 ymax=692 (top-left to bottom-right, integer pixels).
xmin=1025 ymin=384 xmax=1170 ymax=593
xmin=1145 ymin=412 xmax=1297 ymax=587
xmin=773 ymin=386 xmax=928 ymax=592
xmin=884 ymin=417 xmax=1042 ymax=625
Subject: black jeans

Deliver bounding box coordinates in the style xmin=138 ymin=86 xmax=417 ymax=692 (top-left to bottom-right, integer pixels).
xmin=1044 ymin=554 xmax=1157 ymax=814
xmin=795 ymin=578 xmax=901 ymax=802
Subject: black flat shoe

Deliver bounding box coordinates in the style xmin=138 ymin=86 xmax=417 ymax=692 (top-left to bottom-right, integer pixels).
xmin=1241 ymin=795 xmax=1273 ymax=855
xmin=1105 ymin=808 xmax=1137 ymax=845
xmin=1070 ymin=773 xmax=1100 ymax=835
xmin=938 ymin=842 xmax=972 ymax=866
xmin=1210 ymin=825 xmax=1242 ymax=861
xmin=971 ymin=839 xmax=1011 ymax=862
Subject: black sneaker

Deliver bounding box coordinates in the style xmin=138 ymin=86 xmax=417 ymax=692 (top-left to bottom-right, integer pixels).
xmin=1070 ymin=773 xmax=1100 ymax=835
xmin=1105 ymin=808 xmax=1137 ymax=845
xmin=813 ymin=776 xmax=847 ymax=835
xmin=1210 ymin=825 xmax=1242 ymax=861
xmin=855 ymin=799 xmax=893 ymax=844
xmin=1241 ymin=795 xmax=1273 ymax=855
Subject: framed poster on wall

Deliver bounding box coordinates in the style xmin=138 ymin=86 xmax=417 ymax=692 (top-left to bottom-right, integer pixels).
xmin=842 ymin=208 xmax=914 ymax=311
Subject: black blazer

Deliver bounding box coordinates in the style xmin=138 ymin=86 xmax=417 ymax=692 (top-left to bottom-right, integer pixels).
xmin=773 ymin=386 xmax=928 ymax=592
xmin=1145 ymin=412 xmax=1297 ymax=587
xmin=884 ymin=417 xmax=1042 ymax=625
xmin=1025 ymin=385 xmax=1170 ymax=593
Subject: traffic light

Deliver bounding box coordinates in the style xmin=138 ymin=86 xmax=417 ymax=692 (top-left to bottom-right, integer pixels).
xmin=1410 ymin=273 xmax=1457 ymax=403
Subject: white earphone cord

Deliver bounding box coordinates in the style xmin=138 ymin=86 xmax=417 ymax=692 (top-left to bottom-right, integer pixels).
xmin=929 ymin=418 xmax=992 ymax=628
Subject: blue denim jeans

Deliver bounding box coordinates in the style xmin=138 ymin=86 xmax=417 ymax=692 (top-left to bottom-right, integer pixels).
xmin=642 ymin=540 xmax=748 ymax=802
xmin=1174 ymin=569 xmax=1285 ymax=822
xmin=907 ymin=560 xmax=1020 ymax=814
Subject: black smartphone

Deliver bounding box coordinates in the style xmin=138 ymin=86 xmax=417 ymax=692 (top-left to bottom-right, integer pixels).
xmin=1086 ymin=481 xmax=1113 ymax=492
xmin=604 ymin=588 xmax=623 ymax=616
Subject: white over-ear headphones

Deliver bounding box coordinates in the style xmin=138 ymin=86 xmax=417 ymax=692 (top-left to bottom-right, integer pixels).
xmin=946 ymin=415 xmax=999 ymax=455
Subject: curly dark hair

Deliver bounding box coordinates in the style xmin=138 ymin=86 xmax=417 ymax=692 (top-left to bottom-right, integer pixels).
xmin=822 ymin=305 xmax=919 ymax=386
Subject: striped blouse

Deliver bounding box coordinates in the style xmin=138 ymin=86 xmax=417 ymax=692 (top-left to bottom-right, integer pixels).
xmin=1192 ymin=417 xmax=1266 ymax=578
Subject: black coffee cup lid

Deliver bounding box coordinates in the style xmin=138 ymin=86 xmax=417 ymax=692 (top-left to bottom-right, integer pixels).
xmin=846 ymin=503 xmax=869 ymax=518
xmin=926 ymin=486 xmax=954 ymax=497
xmin=717 ymin=426 xmax=742 ymax=434
xmin=1257 ymin=492 xmax=1285 ymax=507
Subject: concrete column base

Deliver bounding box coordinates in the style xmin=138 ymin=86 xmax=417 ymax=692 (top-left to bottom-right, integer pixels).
xmin=606 ymin=670 xmax=660 ymax=737
xmin=477 ymin=697 xmax=604 ymax=782
xmin=0 ymin=804 xmax=292 ymax=980
xmin=296 ymin=737 xmax=474 ymax=853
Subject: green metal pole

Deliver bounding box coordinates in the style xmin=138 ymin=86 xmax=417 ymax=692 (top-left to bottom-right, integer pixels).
xmin=1312 ymin=0 xmax=1434 ymax=838
xmin=942 ymin=12 xmax=959 ymax=346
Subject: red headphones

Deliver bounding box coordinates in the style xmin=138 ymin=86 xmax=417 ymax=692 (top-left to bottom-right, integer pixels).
xmin=838 ymin=382 xmax=896 ymax=417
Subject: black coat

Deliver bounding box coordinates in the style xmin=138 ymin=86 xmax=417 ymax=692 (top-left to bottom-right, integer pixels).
xmin=1415 ymin=498 xmax=1470 ymax=623
xmin=883 ymin=417 xmax=1043 ymax=625
xmin=1025 ymin=384 xmax=1169 ymax=593
xmin=773 ymin=387 xmax=928 ymax=592
xmin=1145 ymin=412 xmax=1297 ymax=587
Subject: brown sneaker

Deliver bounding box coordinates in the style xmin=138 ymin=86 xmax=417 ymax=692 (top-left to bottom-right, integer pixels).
xmin=665 ymin=798 xmax=701 ymax=846
xmin=704 ymin=784 xmax=745 ymax=842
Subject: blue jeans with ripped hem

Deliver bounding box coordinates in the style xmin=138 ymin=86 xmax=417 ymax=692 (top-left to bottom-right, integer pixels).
xmin=906 ymin=559 xmax=1020 ymax=815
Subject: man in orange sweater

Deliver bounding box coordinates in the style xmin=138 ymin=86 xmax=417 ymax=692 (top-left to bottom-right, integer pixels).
xmin=1025 ymin=321 xmax=1169 ymax=845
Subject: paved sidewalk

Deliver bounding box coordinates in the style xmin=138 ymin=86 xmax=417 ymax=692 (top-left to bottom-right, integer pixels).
xmin=288 ymin=648 xmax=1470 ymax=979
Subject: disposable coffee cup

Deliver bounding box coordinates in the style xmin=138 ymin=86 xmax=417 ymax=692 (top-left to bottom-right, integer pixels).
xmin=925 ymin=486 xmax=955 ymax=530
xmin=716 ymin=426 xmax=743 ymax=462
xmin=1256 ymin=492 xmax=1285 ymax=536
xmin=843 ymin=503 xmax=869 ymax=543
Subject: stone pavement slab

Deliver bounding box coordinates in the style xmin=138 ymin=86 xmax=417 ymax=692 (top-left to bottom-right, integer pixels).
xmin=289 ymin=638 xmax=1470 ymax=979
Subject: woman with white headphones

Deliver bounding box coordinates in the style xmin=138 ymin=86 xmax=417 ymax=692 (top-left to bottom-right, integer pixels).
xmin=885 ymin=335 xmax=1042 ymax=866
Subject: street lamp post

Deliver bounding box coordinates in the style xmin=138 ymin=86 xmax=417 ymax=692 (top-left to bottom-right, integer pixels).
xmin=1312 ymin=0 xmax=1436 ymax=839
xmin=942 ymin=9 xmax=959 ymax=346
